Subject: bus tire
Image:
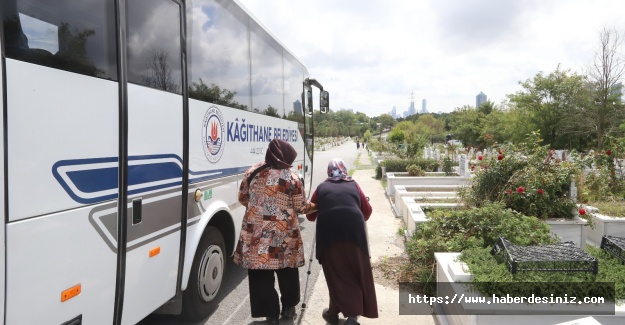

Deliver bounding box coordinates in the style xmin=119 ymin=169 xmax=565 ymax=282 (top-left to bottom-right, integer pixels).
xmin=181 ymin=226 xmax=226 ymax=320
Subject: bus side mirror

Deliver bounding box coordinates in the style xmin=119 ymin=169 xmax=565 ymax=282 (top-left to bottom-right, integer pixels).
xmin=307 ymin=90 xmax=313 ymax=114
xmin=320 ymin=91 xmax=329 ymax=114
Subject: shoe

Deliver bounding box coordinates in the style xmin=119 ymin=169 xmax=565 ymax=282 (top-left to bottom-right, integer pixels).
xmin=321 ymin=308 xmax=339 ymax=325
xmin=344 ymin=317 xmax=360 ymax=325
xmin=280 ymin=306 xmax=296 ymax=318
xmin=266 ymin=316 xmax=279 ymax=325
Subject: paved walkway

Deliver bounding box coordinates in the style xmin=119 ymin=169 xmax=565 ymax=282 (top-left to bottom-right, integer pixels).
xmin=300 ymin=150 xmax=436 ymax=325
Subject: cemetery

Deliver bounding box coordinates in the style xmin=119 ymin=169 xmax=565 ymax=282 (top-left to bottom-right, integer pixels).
xmin=370 ymin=132 xmax=625 ymax=325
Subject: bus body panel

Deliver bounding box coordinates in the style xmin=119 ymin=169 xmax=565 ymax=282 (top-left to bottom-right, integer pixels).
xmin=121 ymin=84 xmax=184 ymax=324
xmin=5 ymin=60 xmax=119 ymax=221
xmin=0 ymin=36 xmax=6 ymax=324
xmin=6 ymin=206 xmax=117 ymax=325
xmin=182 ymin=183 xmax=240 ymax=291
xmin=121 ymin=229 xmax=181 ymax=325
xmin=4 ymin=58 xmax=119 ymax=324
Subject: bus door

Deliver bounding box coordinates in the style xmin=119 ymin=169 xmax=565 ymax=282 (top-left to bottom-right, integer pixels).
xmin=0 ymin=20 xmax=6 ymax=324
xmin=121 ymin=0 xmax=185 ymax=324
xmin=3 ymin=0 xmax=120 ymax=324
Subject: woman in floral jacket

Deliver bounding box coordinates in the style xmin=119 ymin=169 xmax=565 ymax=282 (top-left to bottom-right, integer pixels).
xmin=234 ymin=139 xmax=307 ymax=325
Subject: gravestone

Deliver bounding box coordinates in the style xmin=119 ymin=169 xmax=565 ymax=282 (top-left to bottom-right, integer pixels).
xmin=458 ymin=154 xmax=468 ymax=177
xmin=570 ymin=181 xmax=577 ymax=203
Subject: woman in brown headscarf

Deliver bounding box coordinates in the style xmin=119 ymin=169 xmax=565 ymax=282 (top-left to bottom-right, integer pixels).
xmin=234 ymin=139 xmax=307 ymax=325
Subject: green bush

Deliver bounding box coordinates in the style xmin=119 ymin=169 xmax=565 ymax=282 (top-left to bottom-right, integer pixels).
xmin=460 ymin=246 xmax=623 ymax=300
xmin=460 ymin=132 xmax=581 ymax=219
xmin=404 ymin=202 xmax=554 ymax=295
xmin=367 ymin=138 xmax=393 ymax=154
xmin=383 ymin=158 xmax=439 ymax=173
xmin=406 ymin=164 xmax=425 ymax=176
xmin=442 ymin=157 xmax=455 ymax=175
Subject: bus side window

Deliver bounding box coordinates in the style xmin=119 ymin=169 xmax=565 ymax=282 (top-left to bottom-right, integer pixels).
xmin=2 ymin=0 xmax=118 ymax=81
xmin=187 ymin=0 xmax=251 ymax=110
xmin=126 ymin=0 xmax=182 ymax=94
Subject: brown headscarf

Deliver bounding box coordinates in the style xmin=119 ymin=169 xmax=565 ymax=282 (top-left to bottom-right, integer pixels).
xmin=265 ymin=139 xmax=297 ymax=169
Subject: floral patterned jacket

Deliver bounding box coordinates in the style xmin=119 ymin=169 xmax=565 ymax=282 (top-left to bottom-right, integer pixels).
xmin=233 ymin=162 xmax=306 ymax=269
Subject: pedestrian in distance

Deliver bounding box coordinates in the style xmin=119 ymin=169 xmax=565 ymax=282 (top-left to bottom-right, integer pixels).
xmin=234 ymin=138 xmax=307 ymax=325
xmin=299 ymin=158 xmax=378 ymax=325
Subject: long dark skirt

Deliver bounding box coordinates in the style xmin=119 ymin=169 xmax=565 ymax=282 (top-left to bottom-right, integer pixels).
xmin=320 ymin=241 xmax=378 ymax=318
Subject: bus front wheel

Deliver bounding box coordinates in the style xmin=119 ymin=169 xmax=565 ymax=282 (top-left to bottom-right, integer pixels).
xmin=181 ymin=226 xmax=226 ymax=320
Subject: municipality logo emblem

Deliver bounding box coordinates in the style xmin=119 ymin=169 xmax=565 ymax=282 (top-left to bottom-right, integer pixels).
xmin=202 ymin=106 xmax=225 ymax=163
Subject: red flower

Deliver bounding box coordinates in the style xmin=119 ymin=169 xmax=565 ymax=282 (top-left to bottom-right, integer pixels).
xmin=537 ymin=189 xmax=543 ymax=195
xmin=471 ymin=165 xmax=475 ymax=171
xmin=506 ymin=189 xmax=512 ymax=195
xmin=606 ymin=149 xmax=612 ymax=156
xmin=478 ymin=155 xmax=483 ymax=160
xmin=579 ymin=208 xmax=586 ymax=215
xmin=497 ymin=154 xmax=504 ymax=160
xmin=516 ymin=187 xmax=524 ymax=194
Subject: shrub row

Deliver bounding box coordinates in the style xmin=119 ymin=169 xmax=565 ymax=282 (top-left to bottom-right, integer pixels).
xmin=375 ymin=158 xmax=439 ymax=179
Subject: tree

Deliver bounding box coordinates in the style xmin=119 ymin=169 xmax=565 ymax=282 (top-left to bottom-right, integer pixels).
xmin=56 ymin=23 xmax=102 ymax=77
xmin=265 ymin=105 xmax=279 ymax=117
xmin=141 ymin=49 xmax=180 ymax=93
xmin=377 ymin=114 xmax=395 ymax=132
xmin=414 ymin=114 xmax=445 ymax=139
xmin=387 ymin=128 xmax=405 ymax=143
xmin=477 ymin=100 xmax=495 ymax=115
xmin=584 ymin=27 xmax=625 ymax=150
xmin=449 ymin=105 xmax=484 ymax=148
xmin=481 ymin=103 xmax=533 ymax=146
xmin=507 ymin=67 xmax=588 ymax=149
xmin=188 ymin=78 xmax=247 ymax=110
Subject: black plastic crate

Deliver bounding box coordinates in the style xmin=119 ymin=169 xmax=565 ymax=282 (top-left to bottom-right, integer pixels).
xmin=600 ymin=235 xmax=625 ymax=265
xmin=490 ymin=237 xmax=598 ymax=274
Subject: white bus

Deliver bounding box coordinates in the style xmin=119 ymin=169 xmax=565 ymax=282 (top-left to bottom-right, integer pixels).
xmin=0 ymin=0 xmax=328 ymax=324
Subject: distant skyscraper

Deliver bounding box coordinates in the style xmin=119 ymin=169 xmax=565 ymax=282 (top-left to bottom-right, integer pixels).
xmin=293 ymin=99 xmax=302 ymax=115
xmin=391 ymin=106 xmax=397 ymax=119
xmin=408 ymin=102 xmax=416 ymax=116
xmin=420 ymin=98 xmax=427 ymax=114
xmin=476 ymin=91 xmax=487 ymax=108
xmin=406 ymin=91 xmax=417 ymax=117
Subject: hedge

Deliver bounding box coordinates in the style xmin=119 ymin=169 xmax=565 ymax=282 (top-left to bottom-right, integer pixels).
xmin=375 ymin=158 xmax=439 ymax=179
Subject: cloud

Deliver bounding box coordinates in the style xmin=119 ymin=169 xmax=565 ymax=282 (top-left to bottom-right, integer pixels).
xmin=238 ymin=0 xmax=625 ymax=116
xmin=431 ymin=0 xmax=545 ymax=54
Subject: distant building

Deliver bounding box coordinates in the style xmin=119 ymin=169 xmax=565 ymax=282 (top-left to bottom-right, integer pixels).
xmin=408 ymin=99 xmax=416 ymax=116
xmin=476 ymin=91 xmax=487 ymax=108
xmin=293 ymin=99 xmax=302 ymax=115
xmin=390 ymin=106 xmax=397 ymax=119
xmin=420 ymin=98 xmax=428 ymax=114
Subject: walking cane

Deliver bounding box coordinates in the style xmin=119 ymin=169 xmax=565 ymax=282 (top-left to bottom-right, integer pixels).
xmin=300 ymin=228 xmax=316 ymax=310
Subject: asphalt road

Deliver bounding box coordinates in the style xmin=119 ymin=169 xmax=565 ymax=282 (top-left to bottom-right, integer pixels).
xmin=139 ymin=139 xmax=360 ymax=325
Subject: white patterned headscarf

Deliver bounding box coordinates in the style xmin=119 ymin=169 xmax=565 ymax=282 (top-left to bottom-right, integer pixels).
xmin=326 ymin=158 xmax=353 ymax=182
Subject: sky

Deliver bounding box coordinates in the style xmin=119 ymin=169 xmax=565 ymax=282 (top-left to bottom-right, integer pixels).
xmin=237 ymin=0 xmax=625 ymax=117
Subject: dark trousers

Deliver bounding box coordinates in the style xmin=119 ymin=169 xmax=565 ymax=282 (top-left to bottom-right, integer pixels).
xmin=248 ymin=267 xmax=300 ymax=318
